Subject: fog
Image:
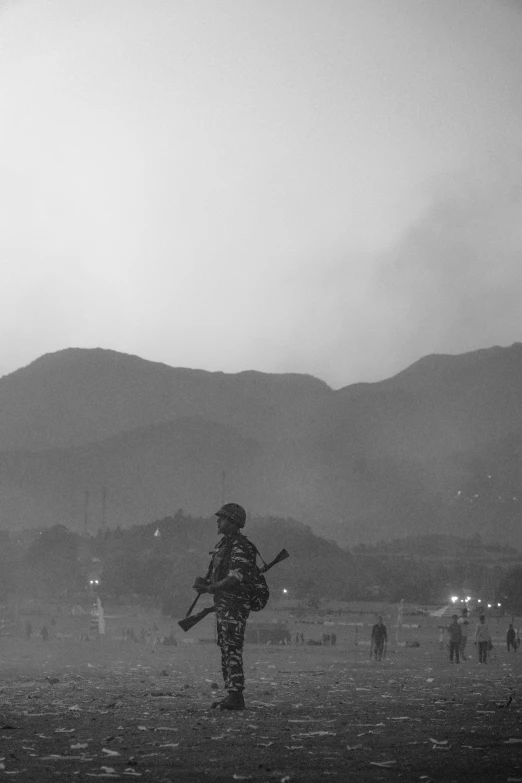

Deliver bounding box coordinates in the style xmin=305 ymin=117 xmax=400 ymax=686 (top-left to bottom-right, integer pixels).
xmin=1 ymin=0 xmax=521 ymax=386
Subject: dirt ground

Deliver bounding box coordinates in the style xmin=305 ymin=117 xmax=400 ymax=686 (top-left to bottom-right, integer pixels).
xmin=0 ymin=623 xmax=521 ymax=783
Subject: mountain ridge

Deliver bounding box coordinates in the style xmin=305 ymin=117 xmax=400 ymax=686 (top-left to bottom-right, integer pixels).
xmin=2 ymin=342 xmax=522 ymax=546
xmin=0 ymin=347 xmax=331 ymax=451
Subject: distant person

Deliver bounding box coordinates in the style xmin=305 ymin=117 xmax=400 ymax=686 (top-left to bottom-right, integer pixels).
xmin=371 ymin=616 xmax=388 ymax=660
xmin=192 ymin=503 xmax=257 ymax=711
xmin=507 ymin=623 xmax=517 ymax=653
xmin=41 ymin=625 xmax=49 ymax=642
xmin=458 ymin=607 xmax=470 ymax=660
xmin=331 ymin=632 xmax=337 ymax=646
xmin=25 ymin=620 xmax=32 ymax=640
xmin=438 ymin=626 xmax=445 ymax=650
xmin=447 ymin=615 xmax=462 ymax=663
xmin=474 ymin=614 xmax=491 ymax=663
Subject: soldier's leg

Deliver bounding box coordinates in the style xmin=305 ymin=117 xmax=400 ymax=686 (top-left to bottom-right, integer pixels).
xmin=221 ymin=617 xmax=246 ymax=692
xmin=216 ymin=618 xmax=230 ymax=690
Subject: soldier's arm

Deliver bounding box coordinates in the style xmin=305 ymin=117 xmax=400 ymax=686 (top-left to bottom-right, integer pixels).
xmin=206 ymin=575 xmax=239 ymax=593
xmin=208 ymin=540 xmax=254 ymax=593
xmin=226 ymin=539 xmax=256 ymax=583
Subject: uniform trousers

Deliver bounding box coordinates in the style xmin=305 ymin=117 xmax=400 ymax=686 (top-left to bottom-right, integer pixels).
xmin=215 ymin=597 xmax=250 ymax=693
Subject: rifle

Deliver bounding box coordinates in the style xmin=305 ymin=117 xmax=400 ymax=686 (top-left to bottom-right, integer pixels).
xmin=178 ymin=548 xmax=289 ymax=632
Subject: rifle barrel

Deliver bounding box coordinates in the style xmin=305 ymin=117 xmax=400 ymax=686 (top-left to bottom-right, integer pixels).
xmin=185 ymin=593 xmax=201 ymax=618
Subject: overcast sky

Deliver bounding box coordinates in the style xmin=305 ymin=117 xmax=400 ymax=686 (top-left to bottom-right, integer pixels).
xmin=1 ymin=0 xmax=521 ymax=388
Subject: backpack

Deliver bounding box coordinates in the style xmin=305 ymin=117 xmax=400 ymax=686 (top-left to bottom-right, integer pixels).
xmin=248 ymin=554 xmax=270 ymax=612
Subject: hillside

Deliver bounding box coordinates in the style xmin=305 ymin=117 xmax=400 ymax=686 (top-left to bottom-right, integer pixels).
xmin=1 ymin=344 xmax=522 ymax=546
xmin=0 ymin=348 xmax=330 ymax=450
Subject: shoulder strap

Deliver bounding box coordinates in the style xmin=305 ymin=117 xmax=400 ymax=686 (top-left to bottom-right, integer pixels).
xmin=237 ymin=533 xmax=268 ymax=568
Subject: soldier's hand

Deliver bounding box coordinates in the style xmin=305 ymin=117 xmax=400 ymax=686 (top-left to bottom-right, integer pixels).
xmin=193 ymin=577 xmax=210 ymax=593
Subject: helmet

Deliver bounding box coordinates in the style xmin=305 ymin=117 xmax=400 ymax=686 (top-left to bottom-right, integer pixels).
xmin=215 ymin=503 xmax=246 ymax=528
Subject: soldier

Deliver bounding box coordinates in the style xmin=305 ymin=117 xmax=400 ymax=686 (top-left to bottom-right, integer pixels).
xmin=193 ymin=503 xmax=257 ymax=711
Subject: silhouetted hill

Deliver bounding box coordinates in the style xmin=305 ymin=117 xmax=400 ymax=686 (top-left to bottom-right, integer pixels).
xmin=2 ymin=344 xmax=522 ymax=546
xmin=312 ymin=342 xmax=522 ymax=459
xmin=0 ymin=348 xmax=330 ymax=450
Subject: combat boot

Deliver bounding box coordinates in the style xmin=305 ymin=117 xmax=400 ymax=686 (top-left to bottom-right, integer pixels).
xmin=212 ymin=690 xmax=245 ymax=710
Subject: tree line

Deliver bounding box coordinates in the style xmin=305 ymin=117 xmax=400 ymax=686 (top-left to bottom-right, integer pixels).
xmin=0 ymin=514 xmax=520 ymax=612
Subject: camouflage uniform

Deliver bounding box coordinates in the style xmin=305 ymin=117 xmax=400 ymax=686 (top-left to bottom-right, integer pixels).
xmin=209 ymin=533 xmax=256 ymax=693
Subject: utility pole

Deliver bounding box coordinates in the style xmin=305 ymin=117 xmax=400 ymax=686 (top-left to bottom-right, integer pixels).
xmin=83 ymin=490 xmax=90 ymax=536
xmin=101 ymin=485 xmax=107 ymax=535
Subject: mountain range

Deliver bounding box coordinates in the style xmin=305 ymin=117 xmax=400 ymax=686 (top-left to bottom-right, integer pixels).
xmin=1 ymin=344 xmax=522 ymax=547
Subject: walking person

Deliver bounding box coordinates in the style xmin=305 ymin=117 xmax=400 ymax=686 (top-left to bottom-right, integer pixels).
xmin=448 ymin=615 xmax=462 ymax=663
xmin=475 ymin=614 xmax=491 ymax=663
xmin=507 ymin=623 xmax=518 ymax=652
xmin=193 ymin=503 xmax=257 ymax=711
xmin=458 ymin=607 xmax=470 ymax=660
xmin=371 ymin=616 xmax=388 ymax=661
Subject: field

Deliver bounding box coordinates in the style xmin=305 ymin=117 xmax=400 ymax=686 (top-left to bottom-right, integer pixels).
xmin=0 ymin=605 xmax=521 ymax=782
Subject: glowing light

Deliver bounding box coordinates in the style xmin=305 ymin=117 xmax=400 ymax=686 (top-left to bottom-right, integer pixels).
xmin=450 ymin=596 xmax=459 ymax=603
xmin=487 ymin=604 xmax=492 ymax=608
xmin=478 ymin=599 xmax=482 ymax=603
xmin=282 ymin=588 xmax=288 ymax=594
xmin=465 ymin=597 xmax=471 ymax=602
xmin=498 ymin=603 xmax=502 ymax=607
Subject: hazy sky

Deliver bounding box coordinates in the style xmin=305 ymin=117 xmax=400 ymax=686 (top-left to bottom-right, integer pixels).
xmin=1 ymin=0 xmax=521 ymax=388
